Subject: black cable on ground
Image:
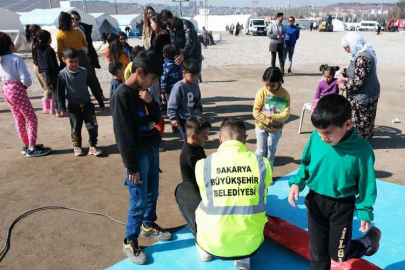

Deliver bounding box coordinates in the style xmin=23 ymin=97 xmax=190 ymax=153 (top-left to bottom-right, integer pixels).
xmin=0 ymin=206 xmax=126 ymax=263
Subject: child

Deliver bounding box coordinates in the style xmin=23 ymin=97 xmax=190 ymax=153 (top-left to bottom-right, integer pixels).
xmin=253 ymin=67 xmax=290 ymax=171
xmin=110 ymin=51 xmax=172 ymax=265
xmin=57 ymin=48 xmax=103 ymax=157
xmin=160 ymin=44 xmax=183 ymax=110
xmin=0 ymin=32 xmax=52 ymax=157
xmin=124 ymin=46 xmax=145 ymax=81
xmin=167 ymin=59 xmax=203 ymax=142
xmin=288 ymin=94 xmax=381 ymax=270
xmin=37 ymin=30 xmax=61 ymax=115
xmin=108 ymin=40 xmax=129 ymax=82
xmin=109 ymin=62 xmax=123 ymax=97
xmin=311 ymin=64 xmax=340 ymax=110
xmin=25 ymin=24 xmax=52 ymax=112
xmin=175 ymin=116 xmax=211 ymax=236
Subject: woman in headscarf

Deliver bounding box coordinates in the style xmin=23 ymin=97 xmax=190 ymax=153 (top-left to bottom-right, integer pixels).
xmin=142 ymin=6 xmax=156 ymax=50
xmin=338 ymin=32 xmax=380 ymax=139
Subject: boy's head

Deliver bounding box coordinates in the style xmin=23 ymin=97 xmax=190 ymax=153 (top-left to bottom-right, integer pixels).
xmin=182 ymin=59 xmax=200 ymax=84
xmin=62 ymin=47 xmax=79 ymax=72
xmin=185 ymin=116 xmax=211 ymax=147
xmin=130 ymin=50 xmax=163 ymax=90
xmin=311 ymin=94 xmax=353 ymax=146
xmin=219 ymin=118 xmax=247 ymax=144
xmin=109 ymin=62 xmax=124 ymax=79
xmin=131 ymin=45 xmax=145 ymax=60
xmin=163 ymin=44 xmax=176 ymax=60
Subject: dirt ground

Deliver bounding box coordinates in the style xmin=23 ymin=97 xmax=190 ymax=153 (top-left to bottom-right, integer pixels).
xmin=0 ymin=63 xmax=404 ymax=270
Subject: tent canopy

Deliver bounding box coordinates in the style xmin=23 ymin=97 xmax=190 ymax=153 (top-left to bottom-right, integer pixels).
xmin=193 ymin=14 xmax=258 ymax=32
xmin=91 ymin=13 xmax=119 ymax=34
xmin=0 ymin=8 xmax=30 ymax=52
xmin=332 ymin=19 xmax=347 ymax=32
xmin=111 ymin=14 xmax=142 ymax=31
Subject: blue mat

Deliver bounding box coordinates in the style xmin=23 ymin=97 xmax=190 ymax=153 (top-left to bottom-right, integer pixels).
xmin=107 ymin=171 xmax=405 ymax=270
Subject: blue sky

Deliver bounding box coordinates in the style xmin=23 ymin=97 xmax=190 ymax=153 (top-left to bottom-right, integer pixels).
xmin=111 ymin=0 xmax=398 ymax=8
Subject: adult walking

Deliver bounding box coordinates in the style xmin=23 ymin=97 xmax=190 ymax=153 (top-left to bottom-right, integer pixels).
xmin=235 ymin=23 xmax=241 ymax=36
xmin=70 ymin=11 xmax=106 ymax=102
xmin=142 ymin=6 xmax=155 ymax=50
xmin=268 ymin=13 xmax=286 ymax=74
xmin=284 ymin=16 xmax=300 ymax=75
xmin=338 ymin=32 xmax=380 ymax=140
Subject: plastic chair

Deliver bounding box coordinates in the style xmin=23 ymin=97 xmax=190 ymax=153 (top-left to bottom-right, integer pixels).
xmin=298 ymin=102 xmax=312 ymax=134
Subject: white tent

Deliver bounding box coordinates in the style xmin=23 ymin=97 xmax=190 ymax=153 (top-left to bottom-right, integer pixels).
xmin=18 ymin=7 xmax=100 ymax=40
xmin=91 ymin=13 xmax=119 ymax=34
xmin=193 ymin=14 xmax=258 ymax=32
xmin=332 ymin=19 xmax=348 ymax=32
xmin=0 ymin=8 xmax=30 ymax=52
xmin=111 ymin=14 xmax=142 ymax=35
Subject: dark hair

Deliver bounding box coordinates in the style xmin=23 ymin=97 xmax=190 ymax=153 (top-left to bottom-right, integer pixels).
xmin=101 ymin=32 xmax=109 ymax=44
xmin=132 ymin=50 xmax=163 ymax=77
xmin=183 ymin=59 xmax=200 ymax=74
xmin=151 ymin=14 xmax=166 ymax=35
xmin=37 ymin=30 xmax=51 ymax=50
xmin=106 ymin=33 xmax=118 ymax=44
xmin=185 ymin=116 xmax=212 ymax=137
xmin=109 ymin=62 xmax=123 ymax=76
xmin=276 ymin=13 xmax=284 ymax=18
xmin=131 ymin=45 xmax=145 ymax=60
xmin=143 ymin=6 xmax=155 ymax=29
xmin=69 ymin=10 xmax=81 ymax=20
xmin=62 ymin=47 xmax=78 ymax=59
xmin=319 ymin=64 xmax=340 ymax=76
xmin=163 ymin=44 xmax=176 ymax=59
xmin=311 ymin=94 xmax=351 ymax=129
xmin=0 ymin=32 xmax=13 ymax=56
xmin=118 ymin=31 xmax=127 ymax=40
xmin=109 ymin=40 xmax=123 ymax=63
xmin=220 ymin=118 xmax=246 ymax=142
xmin=59 ymin=12 xmax=72 ymax=31
xmin=161 ymin=9 xmax=174 ymax=21
xmin=262 ymin=67 xmax=284 ymax=83
xmin=289 ymin=16 xmax=295 ymax=21
xmin=25 ymin=24 xmax=41 ymax=43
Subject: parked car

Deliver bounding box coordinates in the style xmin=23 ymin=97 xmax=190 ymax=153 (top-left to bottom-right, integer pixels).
xmin=246 ymin=19 xmax=267 ymax=36
xmin=357 ymin=21 xmax=380 ymax=31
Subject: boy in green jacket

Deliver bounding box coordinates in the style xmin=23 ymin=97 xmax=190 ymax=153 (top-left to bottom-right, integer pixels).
xmin=288 ymin=94 xmax=381 ymax=270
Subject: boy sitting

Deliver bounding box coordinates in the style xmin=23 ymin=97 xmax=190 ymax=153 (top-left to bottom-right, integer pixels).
xmin=288 ymin=94 xmax=381 ymax=270
xmin=109 ymin=62 xmax=123 ymax=97
xmin=57 ymin=48 xmax=102 ymax=157
xmin=167 ymin=59 xmax=203 ymax=142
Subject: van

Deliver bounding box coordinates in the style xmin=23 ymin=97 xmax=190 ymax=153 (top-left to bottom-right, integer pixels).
xmin=357 ymin=21 xmax=380 ymax=31
xmin=246 ymin=19 xmax=267 ymax=36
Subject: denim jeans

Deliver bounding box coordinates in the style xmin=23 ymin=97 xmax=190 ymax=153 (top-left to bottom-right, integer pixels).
xmin=175 ymin=181 xmax=202 ymax=236
xmin=283 ymin=45 xmax=295 ymax=71
xmin=125 ymin=147 xmax=160 ymax=241
xmin=255 ymin=128 xmax=282 ymax=170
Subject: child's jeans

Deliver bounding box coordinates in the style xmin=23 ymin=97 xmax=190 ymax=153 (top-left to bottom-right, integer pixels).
xmin=68 ymin=102 xmax=98 ymax=147
xmin=125 ymin=147 xmax=160 ymax=241
xmin=2 ymin=82 xmax=38 ymax=146
xmin=255 ymin=128 xmax=282 ymax=170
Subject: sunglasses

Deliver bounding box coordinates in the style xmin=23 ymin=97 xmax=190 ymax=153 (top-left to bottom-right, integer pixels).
xmin=71 ymin=17 xmax=80 ymax=21
xmin=288 ymin=20 xmax=294 ymax=22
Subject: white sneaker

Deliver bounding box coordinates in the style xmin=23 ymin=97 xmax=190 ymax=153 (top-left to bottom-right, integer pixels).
xmin=235 ymin=258 xmax=251 ymax=270
xmin=195 ymin=243 xmax=212 ymax=262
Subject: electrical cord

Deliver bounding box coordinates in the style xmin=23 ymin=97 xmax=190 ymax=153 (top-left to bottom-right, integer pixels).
xmin=0 ymin=206 xmax=126 ymax=263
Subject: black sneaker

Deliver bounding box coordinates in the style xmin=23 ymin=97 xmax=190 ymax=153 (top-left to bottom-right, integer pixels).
xmin=26 ymin=145 xmax=51 ymax=157
xmin=356 ymin=227 xmax=381 ymax=256
xmin=141 ymin=223 xmax=172 ymax=241
xmin=123 ymin=239 xmax=148 ymax=265
xmin=22 ymin=144 xmax=43 ymax=155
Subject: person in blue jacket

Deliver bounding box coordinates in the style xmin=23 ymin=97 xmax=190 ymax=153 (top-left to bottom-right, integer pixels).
xmin=284 ymin=16 xmax=300 ymax=75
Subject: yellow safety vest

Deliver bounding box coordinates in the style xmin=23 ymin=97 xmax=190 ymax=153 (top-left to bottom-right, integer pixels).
xmin=195 ymin=140 xmax=272 ymax=258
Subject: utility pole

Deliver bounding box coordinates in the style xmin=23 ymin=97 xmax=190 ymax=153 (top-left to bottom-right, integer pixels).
xmin=115 ymin=0 xmax=118 ymax=14
xmin=205 ymin=0 xmax=208 ymax=30
xmin=48 ymin=0 xmax=53 ymax=8
xmin=82 ymin=0 xmax=87 ymax=12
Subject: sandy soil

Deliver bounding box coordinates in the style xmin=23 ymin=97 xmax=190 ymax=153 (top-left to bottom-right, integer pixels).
xmin=0 ymin=31 xmax=404 ymax=269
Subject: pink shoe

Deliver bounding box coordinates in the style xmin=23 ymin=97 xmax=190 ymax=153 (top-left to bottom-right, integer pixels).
xmin=42 ymin=98 xmax=51 ymax=114
xmin=74 ymin=147 xmax=85 ymax=156
xmin=89 ymin=146 xmax=103 ymax=156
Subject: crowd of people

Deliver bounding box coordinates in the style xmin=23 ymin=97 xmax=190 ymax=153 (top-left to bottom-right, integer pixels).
xmin=0 ymin=5 xmax=383 ymax=270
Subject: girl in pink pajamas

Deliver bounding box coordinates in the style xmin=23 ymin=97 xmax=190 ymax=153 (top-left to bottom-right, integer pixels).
xmin=0 ymin=32 xmax=51 ymax=157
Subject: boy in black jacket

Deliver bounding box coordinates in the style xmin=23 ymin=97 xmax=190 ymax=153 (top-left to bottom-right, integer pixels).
xmin=110 ymin=51 xmax=172 ymax=265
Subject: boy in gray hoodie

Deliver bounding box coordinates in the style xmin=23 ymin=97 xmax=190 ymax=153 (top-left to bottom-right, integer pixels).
xmin=167 ymin=59 xmax=203 ymax=142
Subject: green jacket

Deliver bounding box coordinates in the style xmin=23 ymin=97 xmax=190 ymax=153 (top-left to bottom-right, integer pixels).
xmin=289 ymin=128 xmax=377 ymax=221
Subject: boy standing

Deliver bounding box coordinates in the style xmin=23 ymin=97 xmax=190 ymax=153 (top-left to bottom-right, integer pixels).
xmin=57 ymin=48 xmax=102 ymax=157
xmin=167 ymin=59 xmax=203 ymax=142
xmin=175 ymin=116 xmax=211 ymax=236
xmin=108 ymin=62 xmax=123 ymax=97
xmin=110 ymin=51 xmax=172 ymax=265
xmin=288 ymin=95 xmax=381 ymax=270
xmin=160 ymin=44 xmax=183 ymax=111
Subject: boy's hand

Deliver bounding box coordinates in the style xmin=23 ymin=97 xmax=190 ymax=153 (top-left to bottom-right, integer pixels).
xmin=359 ymin=220 xmax=370 ymax=233
xmin=261 ymin=110 xmax=273 ymax=120
xmin=129 ymin=172 xmax=141 ymax=184
xmin=139 ymin=90 xmax=153 ymax=103
xmin=288 ymin=184 xmax=300 ymax=207
xmin=171 ymin=120 xmax=179 ymax=128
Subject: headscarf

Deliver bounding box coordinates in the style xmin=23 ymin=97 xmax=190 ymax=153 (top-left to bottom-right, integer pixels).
xmin=341 ymin=32 xmax=377 ymax=63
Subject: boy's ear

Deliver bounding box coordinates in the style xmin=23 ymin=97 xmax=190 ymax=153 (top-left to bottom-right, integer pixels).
xmin=135 ymin=67 xmax=143 ymax=76
xmin=62 ymin=57 xmax=66 ymax=63
xmin=345 ymin=119 xmax=353 ymax=130
xmin=182 ymin=70 xmax=186 ymax=76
